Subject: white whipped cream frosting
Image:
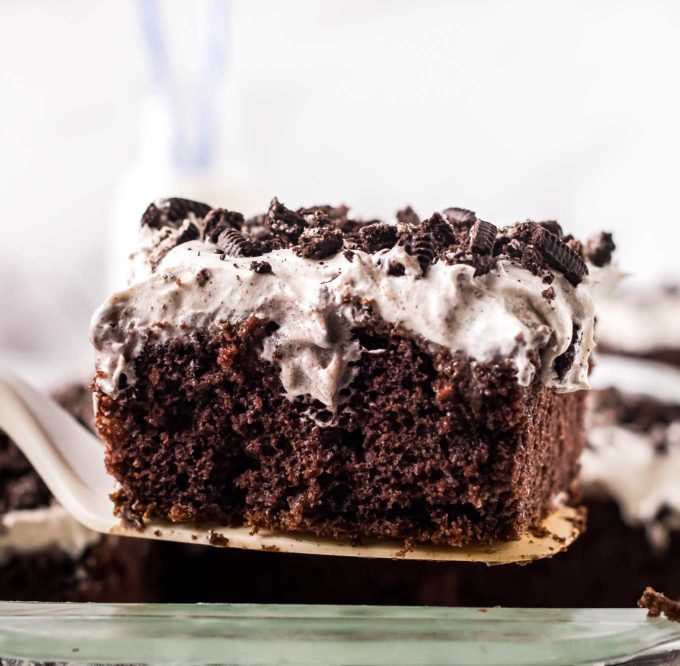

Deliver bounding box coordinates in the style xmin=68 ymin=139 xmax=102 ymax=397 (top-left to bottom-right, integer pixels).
xmin=91 ymin=231 xmax=605 ymax=408
xmin=583 ymin=355 xmax=680 ymax=547
xmin=0 ymin=502 xmax=99 ymax=565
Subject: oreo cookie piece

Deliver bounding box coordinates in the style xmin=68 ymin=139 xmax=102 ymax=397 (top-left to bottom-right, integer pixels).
xmin=204 ymin=208 xmax=245 ymax=243
xmin=217 ymin=228 xmax=261 ymax=258
xmin=412 ymin=229 xmax=435 ymax=276
xmin=469 ymin=220 xmax=497 ymax=256
xmin=294 ymin=228 xmax=343 ymax=260
xmin=538 ymin=220 xmax=564 ymax=237
xmin=532 ymin=226 xmax=588 ymax=286
xmin=421 ymin=213 xmax=457 ymax=252
xmin=267 ymin=198 xmax=307 ymax=245
xmin=148 ymin=219 xmax=201 ymax=271
xmin=396 ymin=206 xmax=421 ymax=226
xmin=141 ymin=197 xmax=212 ymax=229
xmin=584 ymin=231 xmax=616 ymax=267
xmin=358 ymin=223 xmax=398 ymax=253
xmin=250 ymin=260 xmax=273 ymax=274
xmin=443 ymin=207 xmax=476 ymax=225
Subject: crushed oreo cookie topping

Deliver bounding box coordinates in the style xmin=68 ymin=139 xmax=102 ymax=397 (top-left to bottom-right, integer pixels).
xmin=469 ymin=220 xmax=498 ymax=256
xmin=293 ymin=227 xmax=344 ymax=260
xmin=442 ymin=207 xmax=476 ymax=224
xmin=357 ymin=223 xmax=398 ymax=253
xmin=141 ymin=197 xmax=212 ymax=229
xmin=412 ymin=228 xmax=435 ymax=276
xmin=584 ymin=231 xmax=616 ymax=267
xmin=203 ymin=208 xmax=245 ymax=243
xmin=250 ymin=261 xmax=273 ymax=274
xmin=217 ymin=228 xmax=260 ymax=258
xmin=532 ymin=226 xmax=588 ymax=286
xmin=133 ymin=198 xmax=608 ymax=291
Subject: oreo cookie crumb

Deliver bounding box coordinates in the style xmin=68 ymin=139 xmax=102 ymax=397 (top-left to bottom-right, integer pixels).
xmin=443 ymin=207 xmax=476 ymax=224
xmin=217 ymin=228 xmax=261 ymax=258
xmin=358 ymin=223 xmax=398 ymax=253
xmin=421 ymin=213 xmax=457 ymax=251
xmin=538 ymin=220 xmax=564 ymax=237
xmin=250 ymin=261 xmax=272 ymax=274
xmin=469 ymin=220 xmax=498 ymax=256
xmin=141 ymin=197 xmax=211 ymax=229
xmin=553 ymin=323 xmax=580 ymax=379
xmin=584 ymin=231 xmax=616 ymax=267
xmin=388 ymin=262 xmax=406 ymax=277
xmin=267 ymin=197 xmax=307 ymax=244
xmin=396 ymin=206 xmax=421 ymax=226
xmin=412 ymin=229 xmax=435 ymax=276
xmin=196 ymin=268 xmax=211 ymax=287
xmin=148 ymin=219 xmax=200 ymax=271
xmin=542 ymin=286 xmax=555 ymax=300
xmin=204 ymin=208 xmax=245 ymax=243
xmin=532 ymin=226 xmax=588 ymax=286
xmin=294 ymin=228 xmax=343 ymax=260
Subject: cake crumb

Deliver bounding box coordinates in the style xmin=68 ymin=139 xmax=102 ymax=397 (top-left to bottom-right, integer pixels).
xmin=638 ymin=587 xmax=680 ymax=622
xmin=208 ymin=530 xmax=230 ymax=547
xmin=261 ymin=544 xmax=280 ymax=552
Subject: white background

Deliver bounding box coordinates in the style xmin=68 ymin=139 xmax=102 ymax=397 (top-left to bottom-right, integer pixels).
xmin=1 ymin=0 xmax=678 ymax=375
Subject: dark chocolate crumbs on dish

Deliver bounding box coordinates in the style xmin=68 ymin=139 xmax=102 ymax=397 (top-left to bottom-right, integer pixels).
xmin=638 ymin=587 xmax=680 ymax=622
xmin=250 ymin=261 xmax=273 ymax=274
xmin=584 ymin=231 xmax=616 ymax=267
xmin=208 ymin=531 xmax=230 ymax=547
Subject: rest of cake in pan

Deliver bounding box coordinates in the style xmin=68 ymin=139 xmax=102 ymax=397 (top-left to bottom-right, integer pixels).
xmin=90 ymin=197 xmax=614 ymax=546
xmin=0 ymin=385 xmax=159 ymax=602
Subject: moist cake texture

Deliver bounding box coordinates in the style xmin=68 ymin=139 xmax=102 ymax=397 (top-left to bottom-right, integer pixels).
xmin=91 ymin=198 xmax=614 ymax=545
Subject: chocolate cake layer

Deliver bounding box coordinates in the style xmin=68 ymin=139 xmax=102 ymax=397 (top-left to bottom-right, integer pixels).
xmin=92 ymin=198 xmax=613 ymax=545
xmin=98 ymin=317 xmax=585 ymax=544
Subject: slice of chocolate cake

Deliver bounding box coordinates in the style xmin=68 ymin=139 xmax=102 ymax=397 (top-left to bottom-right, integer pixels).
xmin=90 ymin=198 xmax=614 ymax=547
xmin=0 ymin=384 xmax=160 ymax=602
